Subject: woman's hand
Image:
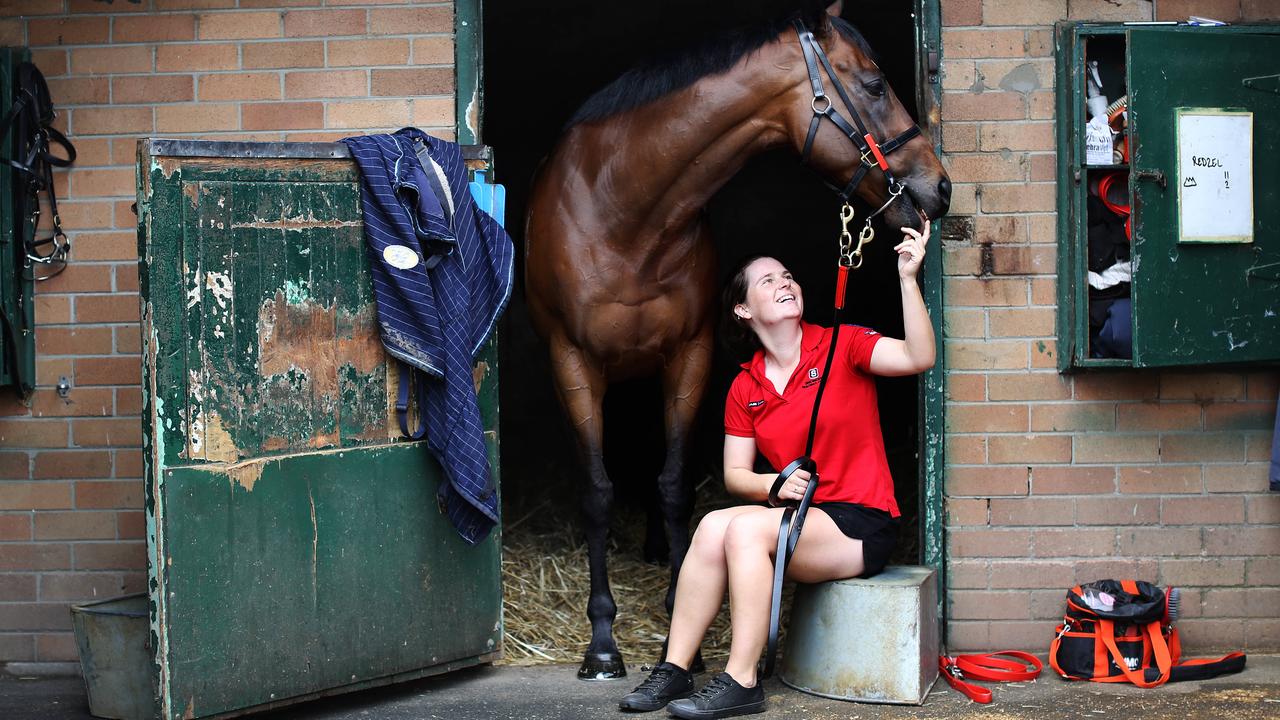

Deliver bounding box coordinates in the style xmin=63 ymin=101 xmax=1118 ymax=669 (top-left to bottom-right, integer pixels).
xmin=895 ymin=219 xmax=930 ymax=280
xmin=771 ymin=467 xmax=813 ymax=504
xmin=868 ymin=218 xmax=936 ymax=376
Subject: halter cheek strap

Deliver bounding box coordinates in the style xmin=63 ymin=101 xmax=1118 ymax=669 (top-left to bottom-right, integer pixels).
xmin=795 ymin=20 xmax=921 ymax=204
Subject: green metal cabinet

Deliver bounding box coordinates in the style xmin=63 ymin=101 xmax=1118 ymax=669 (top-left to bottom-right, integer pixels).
xmin=137 ymin=139 xmax=503 ymax=720
xmin=1055 ymin=23 xmax=1280 ymax=369
xmin=1 ymin=46 xmax=35 ymax=396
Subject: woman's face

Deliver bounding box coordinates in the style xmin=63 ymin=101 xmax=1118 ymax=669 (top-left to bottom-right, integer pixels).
xmin=737 ymin=257 xmax=803 ymax=328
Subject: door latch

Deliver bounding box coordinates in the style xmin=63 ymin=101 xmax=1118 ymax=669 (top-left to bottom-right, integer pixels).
xmin=1242 ymin=75 xmax=1280 ymax=95
xmin=1134 ymin=169 xmax=1166 ymax=189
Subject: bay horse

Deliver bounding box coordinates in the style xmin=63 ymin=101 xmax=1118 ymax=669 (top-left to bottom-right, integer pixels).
xmin=524 ymin=8 xmax=951 ymax=680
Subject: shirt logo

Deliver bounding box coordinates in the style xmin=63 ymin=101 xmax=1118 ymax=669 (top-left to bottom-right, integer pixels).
xmin=808 ymin=368 xmax=820 ymax=380
xmin=747 ymin=400 xmax=766 ymax=408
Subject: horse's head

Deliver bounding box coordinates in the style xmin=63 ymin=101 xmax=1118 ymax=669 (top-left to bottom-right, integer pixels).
xmin=779 ymin=14 xmax=950 ymax=230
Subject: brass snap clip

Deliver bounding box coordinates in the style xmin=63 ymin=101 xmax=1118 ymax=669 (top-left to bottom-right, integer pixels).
xmin=838 ymin=203 xmax=857 ymax=268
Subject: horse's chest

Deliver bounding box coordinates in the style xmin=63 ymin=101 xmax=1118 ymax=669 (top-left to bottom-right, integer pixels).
xmin=579 ymin=295 xmax=700 ymax=371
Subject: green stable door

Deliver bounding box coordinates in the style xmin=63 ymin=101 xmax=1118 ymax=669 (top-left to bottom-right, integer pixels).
xmin=1127 ymin=28 xmax=1280 ymax=366
xmin=137 ymin=140 xmax=504 ymax=720
xmin=2 ymin=47 xmax=35 ymax=397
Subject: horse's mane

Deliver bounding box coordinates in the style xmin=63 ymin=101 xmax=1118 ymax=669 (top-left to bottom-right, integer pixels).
xmin=566 ymin=13 xmax=877 ymax=129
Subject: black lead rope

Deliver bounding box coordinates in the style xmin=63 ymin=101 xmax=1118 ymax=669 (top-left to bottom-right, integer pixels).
xmin=761 ymin=319 xmax=842 ymax=679
xmin=759 ymin=20 xmax=921 ymax=679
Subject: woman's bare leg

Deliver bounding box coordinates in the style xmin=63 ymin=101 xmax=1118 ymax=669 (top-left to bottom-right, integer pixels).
xmin=721 ymin=508 xmax=866 ymax=686
xmin=663 ymin=505 xmax=760 ymax=669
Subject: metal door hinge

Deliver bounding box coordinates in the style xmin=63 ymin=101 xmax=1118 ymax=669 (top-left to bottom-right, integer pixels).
xmin=1242 ymin=75 xmax=1280 ymax=95
xmin=927 ymin=50 xmax=940 ymax=84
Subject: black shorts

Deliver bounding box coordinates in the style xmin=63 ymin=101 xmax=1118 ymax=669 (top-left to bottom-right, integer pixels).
xmin=811 ymin=502 xmax=899 ymax=579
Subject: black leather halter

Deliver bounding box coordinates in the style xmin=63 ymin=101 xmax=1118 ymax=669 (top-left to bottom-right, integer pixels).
xmin=795 ymin=19 xmax=921 ymax=203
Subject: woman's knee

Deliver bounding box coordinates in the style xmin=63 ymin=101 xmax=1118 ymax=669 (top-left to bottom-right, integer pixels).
xmin=689 ymin=508 xmax=737 ymax=563
xmin=723 ymin=513 xmax=774 ymax=559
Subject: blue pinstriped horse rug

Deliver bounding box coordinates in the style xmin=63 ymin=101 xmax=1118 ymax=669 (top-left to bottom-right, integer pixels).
xmin=341 ymin=128 xmax=514 ymax=544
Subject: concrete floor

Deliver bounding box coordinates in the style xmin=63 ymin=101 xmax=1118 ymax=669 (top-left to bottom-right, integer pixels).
xmin=3 ymin=656 xmax=1278 ymax=720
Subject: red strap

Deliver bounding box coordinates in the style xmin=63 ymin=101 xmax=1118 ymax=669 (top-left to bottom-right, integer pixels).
xmin=834 ymin=265 xmax=848 ymax=309
xmin=862 ymin=133 xmax=889 ymax=170
xmin=939 ymin=652 xmax=1042 ymax=704
xmin=1098 ymin=619 xmax=1170 ymax=688
xmin=1049 ymin=627 xmax=1069 ymax=679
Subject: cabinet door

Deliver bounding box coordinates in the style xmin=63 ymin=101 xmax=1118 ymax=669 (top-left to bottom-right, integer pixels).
xmin=1128 ymin=29 xmax=1280 ymax=366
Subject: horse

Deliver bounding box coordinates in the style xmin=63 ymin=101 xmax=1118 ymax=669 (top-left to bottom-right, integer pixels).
xmin=524 ymin=7 xmax=951 ymax=680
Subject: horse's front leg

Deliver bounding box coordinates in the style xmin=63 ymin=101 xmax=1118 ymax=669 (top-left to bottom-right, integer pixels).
xmin=548 ymin=335 xmax=626 ymax=680
xmin=580 ymin=455 xmax=623 ymax=680
xmin=656 ymin=327 xmax=713 ymax=671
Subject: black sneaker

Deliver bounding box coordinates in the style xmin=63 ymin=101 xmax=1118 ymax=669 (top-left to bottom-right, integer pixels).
xmin=666 ymin=672 xmax=765 ymax=719
xmin=619 ymin=662 xmax=694 ymax=712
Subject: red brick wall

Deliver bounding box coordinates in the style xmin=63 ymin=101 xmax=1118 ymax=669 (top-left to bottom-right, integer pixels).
xmin=941 ymin=0 xmax=1280 ymax=652
xmin=0 ymin=0 xmax=455 ymax=665
xmin=2 ymin=0 xmax=1278 ymax=667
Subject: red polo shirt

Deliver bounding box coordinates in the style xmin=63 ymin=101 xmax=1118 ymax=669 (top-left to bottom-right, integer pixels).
xmin=724 ymin=322 xmax=899 ymax=517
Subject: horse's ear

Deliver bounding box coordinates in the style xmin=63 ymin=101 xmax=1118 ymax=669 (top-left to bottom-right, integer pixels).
xmin=800 ymin=1 xmax=837 ymax=37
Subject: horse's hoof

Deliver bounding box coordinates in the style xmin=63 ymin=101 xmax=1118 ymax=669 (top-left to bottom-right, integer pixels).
xmin=578 ymin=652 xmax=626 ymax=680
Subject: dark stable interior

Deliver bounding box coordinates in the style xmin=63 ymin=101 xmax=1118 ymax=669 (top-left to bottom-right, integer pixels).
xmin=483 ymin=0 xmax=924 ymax=563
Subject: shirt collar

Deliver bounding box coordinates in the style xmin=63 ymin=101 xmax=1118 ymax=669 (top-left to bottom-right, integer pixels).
xmin=739 ymin=321 xmax=826 ymax=373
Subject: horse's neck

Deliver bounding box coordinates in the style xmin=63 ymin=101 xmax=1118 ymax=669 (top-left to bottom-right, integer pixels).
xmin=595 ymin=45 xmax=798 ymax=239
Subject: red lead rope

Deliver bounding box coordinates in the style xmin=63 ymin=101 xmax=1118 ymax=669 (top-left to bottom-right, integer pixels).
xmin=939 ymin=651 xmax=1043 ymax=704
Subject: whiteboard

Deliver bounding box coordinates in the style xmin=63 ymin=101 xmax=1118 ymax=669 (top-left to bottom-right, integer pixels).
xmin=1176 ymin=108 xmax=1253 ymax=243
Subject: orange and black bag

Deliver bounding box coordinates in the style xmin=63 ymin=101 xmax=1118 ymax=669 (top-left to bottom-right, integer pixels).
xmin=1050 ymin=579 xmax=1246 ymax=687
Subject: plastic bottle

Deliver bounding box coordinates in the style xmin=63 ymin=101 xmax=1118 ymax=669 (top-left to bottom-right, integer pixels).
xmin=1086 ymin=61 xmax=1109 ymax=119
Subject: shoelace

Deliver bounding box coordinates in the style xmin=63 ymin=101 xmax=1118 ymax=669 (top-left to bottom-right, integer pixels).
xmin=633 ymin=665 xmax=676 ymax=694
xmin=690 ymin=675 xmax=733 ymax=701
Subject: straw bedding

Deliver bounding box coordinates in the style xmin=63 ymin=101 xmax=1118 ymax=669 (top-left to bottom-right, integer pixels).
xmin=496 ymin=493 xmax=746 ymax=666
xmin=494 ymin=482 xmax=914 ymax=667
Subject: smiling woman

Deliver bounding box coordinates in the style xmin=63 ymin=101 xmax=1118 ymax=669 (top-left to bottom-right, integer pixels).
xmin=617 ymin=234 xmax=935 ymax=717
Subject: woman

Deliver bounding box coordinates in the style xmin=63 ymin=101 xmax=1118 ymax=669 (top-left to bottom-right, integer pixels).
xmin=619 ymin=221 xmax=934 ymax=719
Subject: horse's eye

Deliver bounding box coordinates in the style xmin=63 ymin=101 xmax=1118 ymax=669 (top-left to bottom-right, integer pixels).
xmin=864 ymin=81 xmax=886 ymax=98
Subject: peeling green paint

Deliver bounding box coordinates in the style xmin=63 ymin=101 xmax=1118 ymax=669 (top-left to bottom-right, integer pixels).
xmin=283 ymin=278 xmax=311 ymax=305
xmin=139 ymin=141 xmax=504 ymax=718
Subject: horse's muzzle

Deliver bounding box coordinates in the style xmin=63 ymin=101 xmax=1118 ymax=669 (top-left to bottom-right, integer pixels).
xmin=935 ymin=177 xmax=953 ymax=216
xmin=901 ymin=174 xmax=951 ymax=224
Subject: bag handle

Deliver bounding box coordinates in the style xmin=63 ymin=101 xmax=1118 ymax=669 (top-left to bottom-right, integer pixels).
xmin=1098 ymin=618 xmax=1171 ymax=688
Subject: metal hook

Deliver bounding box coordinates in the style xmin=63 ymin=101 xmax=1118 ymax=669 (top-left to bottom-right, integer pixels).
xmin=839 ymin=203 xmax=855 ymax=232
xmin=838 ymin=203 xmax=856 ymax=268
